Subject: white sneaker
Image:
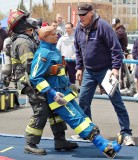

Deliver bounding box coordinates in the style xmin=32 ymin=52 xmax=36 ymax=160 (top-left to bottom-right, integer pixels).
xmin=133 ymin=93 xmax=138 ymax=98
xmin=123 ymin=135 xmax=135 ymax=146
xmin=71 ymin=135 xmax=91 ymax=142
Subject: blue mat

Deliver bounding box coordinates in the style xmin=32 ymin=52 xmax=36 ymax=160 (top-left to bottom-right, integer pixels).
xmin=0 ymin=135 xmax=137 ymax=160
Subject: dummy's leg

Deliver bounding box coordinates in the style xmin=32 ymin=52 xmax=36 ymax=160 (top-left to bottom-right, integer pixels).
xmin=49 ymin=100 xmax=123 ymax=159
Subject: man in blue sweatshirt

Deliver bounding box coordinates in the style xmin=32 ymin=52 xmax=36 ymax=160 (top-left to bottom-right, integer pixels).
xmin=74 ymin=3 xmax=135 ymax=146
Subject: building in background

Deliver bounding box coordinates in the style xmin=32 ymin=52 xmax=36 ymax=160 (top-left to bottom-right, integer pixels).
xmin=53 ymin=0 xmax=112 ymax=27
xmin=111 ymin=0 xmax=138 ymax=32
xmin=53 ymin=0 xmax=138 ymax=32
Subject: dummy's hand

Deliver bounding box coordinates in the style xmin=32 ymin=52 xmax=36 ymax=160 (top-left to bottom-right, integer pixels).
xmin=54 ymin=92 xmax=67 ymax=105
xmin=69 ymin=84 xmax=79 ymax=97
xmin=110 ymin=69 xmax=119 ymax=79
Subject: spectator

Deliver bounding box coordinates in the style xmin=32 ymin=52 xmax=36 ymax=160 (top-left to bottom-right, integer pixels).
xmin=57 ymin=22 xmax=76 ymax=84
xmin=51 ymin=20 xmax=62 ymax=40
xmin=56 ymin=13 xmax=65 ymax=35
xmin=0 ymin=22 xmax=8 ymax=52
xmin=112 ymin=18 xmax=128 ymax=89
xmin=132 ymin=38 xmax=138 ymax=97
xmin=74 ymin=3 xmax=135 ymax=146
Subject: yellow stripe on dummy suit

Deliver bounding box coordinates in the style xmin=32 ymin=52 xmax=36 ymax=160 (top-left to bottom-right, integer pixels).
xmin=26 ymin=125 xmax=43 ymax=136
xmin=85 ymin=117 xmax=92 ymax=123
xmin=49 ymin=93 xmax=75 ymax=110
xmin=0 ymin=95 xmax=6 ymax=110
xmin=74 ymin=120 xmax=90 ymax=135
xmin=49 ymin=116 xmax=64 ymax=125
xmin=36 ymin=80 xmax=50 ymax=92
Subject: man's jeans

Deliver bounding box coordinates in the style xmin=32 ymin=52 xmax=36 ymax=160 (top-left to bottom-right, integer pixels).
xmin=79 ymin=68 xmax=132 ymax=135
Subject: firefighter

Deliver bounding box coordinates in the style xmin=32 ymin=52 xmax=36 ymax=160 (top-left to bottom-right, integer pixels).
xmin=30 ymin=26 xmax=124 ymax=159
xmin=7 ymin=9 xmax=78 ymax=155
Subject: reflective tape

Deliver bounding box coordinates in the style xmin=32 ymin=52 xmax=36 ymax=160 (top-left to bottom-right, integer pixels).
xmin=20 ymin=52 xmax=34 ymax=64
xmin=10 ymin=93 xmax=14 ymax=108
xmin=11 ymin=58 xmax=20 ymax=64
xmin=49 ymin=93 xmax=75 ymax=110
xmin=26 ymin=125 xmax=43 ymax=136
xmin=36 ymin=80 xmax=49 ymax=92
xmin=49 ymin=116 xmax=64 ymax=125
xmin=85 ymin=117 xmax=92 ymax=123
xmin=74 ymin=120 xmax=90 ymax=134
xmin=0 ymin=95 xmax=5 ymax=110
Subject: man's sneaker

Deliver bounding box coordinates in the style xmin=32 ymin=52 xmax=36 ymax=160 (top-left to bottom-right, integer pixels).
xmin=71 ymin=135 xmax=91 ymax=142
xmin=123 ymin=135 xmax=135 ymax=146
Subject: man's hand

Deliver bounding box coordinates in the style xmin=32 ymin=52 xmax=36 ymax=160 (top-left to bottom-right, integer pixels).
xmin=76 ymin=69 xmax=83 ymax=81
xmin=110 ymin=69 xmax=119 ymax=79
xmin=54 ymin=92 xmax=67 ymax=105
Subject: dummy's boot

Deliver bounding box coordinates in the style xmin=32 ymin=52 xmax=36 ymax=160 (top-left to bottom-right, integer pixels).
xmin=24 ymin=143 xmax=47 ymax=155
xmin=54 ymin=131 xmax=79 ymax=150
xmin=86 ymin=126 xmax=123 ymax=159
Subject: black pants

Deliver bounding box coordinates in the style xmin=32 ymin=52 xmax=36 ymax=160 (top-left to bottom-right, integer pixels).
xmin=66 ymin=61 xmax=76 ymax=84
xmin=24 ymin=86 xmax=67 ymax=144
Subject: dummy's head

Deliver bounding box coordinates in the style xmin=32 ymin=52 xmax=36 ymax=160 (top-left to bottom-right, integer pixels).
xmin=38 ymin=26 xmax=58 ymax=44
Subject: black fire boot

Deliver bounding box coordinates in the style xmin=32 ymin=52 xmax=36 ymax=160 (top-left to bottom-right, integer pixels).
xmin=54 ymin=131 xmax=79 ymax=151
xmin=24 ymin=143 xmax=47 ymax=155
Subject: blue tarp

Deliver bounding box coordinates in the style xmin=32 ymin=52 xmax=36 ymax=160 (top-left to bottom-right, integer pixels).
xmin=0 ymin=17 xmax=8 ymax=28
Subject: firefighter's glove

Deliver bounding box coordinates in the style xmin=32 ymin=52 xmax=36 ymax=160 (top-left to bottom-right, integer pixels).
xmin=69 ymin=83 xmax=79 ymax=97
xmin=54 ymin=92 xmax=67 ymax=106
xmin=48 ymin=89 xmax=67 ymax=106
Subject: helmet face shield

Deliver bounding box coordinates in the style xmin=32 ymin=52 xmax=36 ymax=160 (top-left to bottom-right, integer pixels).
xmin=26 ymin=18 xmax=39 ymax=29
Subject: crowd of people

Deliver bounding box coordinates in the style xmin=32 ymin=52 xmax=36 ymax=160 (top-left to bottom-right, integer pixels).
xmin=0 ymin=3 xmax=137 ymax=159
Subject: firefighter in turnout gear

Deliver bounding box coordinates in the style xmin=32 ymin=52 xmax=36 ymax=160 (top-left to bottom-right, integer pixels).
xmin=7 ymin=9 xmax=78 ymax=155
xmin=30 ymin=26 xmax=124 ymax=159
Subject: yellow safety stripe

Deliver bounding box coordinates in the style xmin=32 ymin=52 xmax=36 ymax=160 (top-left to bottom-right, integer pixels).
xmin=20 ymin=52 xmax=34 ymax=64
xmin=26 ymin=125 xmax=43 ymax=136
xmin=11 ymin=58 xmax=20 ymax=64
xmin=72 ymin=91 xmax=78 ymax=98
xmin=85 ymin=117 xmax=92 ymax=123
xmin=36 ymin=80 xmax=49 ymax=92
xmin=57 ymin=68 xmax=65 ymax=76
xmin=49 ymin=116 xmax=64 ymax=125
xmin=1 ymin=95 xmax=5 ymax=110
xmin=49 ymin=93 xmax=75 ymax=110
xmin=10 ymin=93 xmax=14 ymax=108
xmin=74 ymin=120 xmax=90 ymax=134
xmin=19 ymin=75 xmax=27 ymax=82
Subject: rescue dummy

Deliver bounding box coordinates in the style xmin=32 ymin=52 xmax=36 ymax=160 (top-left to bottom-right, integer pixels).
xmin=7 ymin=9 xmax=78 ymax=155
xmin=30 ymin=26 xmax=124 ymax=159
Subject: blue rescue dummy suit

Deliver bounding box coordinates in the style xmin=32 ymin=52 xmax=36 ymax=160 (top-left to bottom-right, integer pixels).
xmin=30 ymin=41 xmax=123 ymax=159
